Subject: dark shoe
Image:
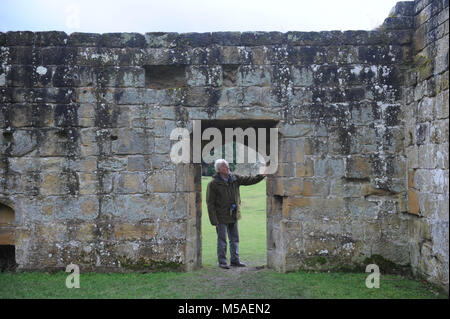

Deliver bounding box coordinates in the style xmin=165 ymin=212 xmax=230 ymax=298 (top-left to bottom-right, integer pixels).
xmin=230 ymin=261 xmax=247 ymax=267
xmin=219 ymin=263 xmax=230 ymax=269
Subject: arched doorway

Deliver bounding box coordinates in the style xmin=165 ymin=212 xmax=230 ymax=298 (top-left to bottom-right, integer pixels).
xmin=0 ymin=202 xmax=16 ymax=271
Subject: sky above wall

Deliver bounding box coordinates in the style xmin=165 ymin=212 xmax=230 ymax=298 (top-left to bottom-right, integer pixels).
xmin=1 ymin=0 xmax=402 ymax=34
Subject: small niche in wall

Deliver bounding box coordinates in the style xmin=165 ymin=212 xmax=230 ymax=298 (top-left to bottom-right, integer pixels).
xmin=145 ymin=65 xmax=187 ymax=89
xmin=222 ymin=64 xmax=239 ymax=87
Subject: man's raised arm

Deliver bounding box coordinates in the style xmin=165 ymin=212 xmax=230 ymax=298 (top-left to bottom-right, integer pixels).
xmin=235 ymin=174 xmax=265 ymax=186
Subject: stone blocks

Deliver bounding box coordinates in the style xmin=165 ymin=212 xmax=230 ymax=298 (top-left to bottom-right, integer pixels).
xmin=0 ymin=0 xmax=448 ymax=292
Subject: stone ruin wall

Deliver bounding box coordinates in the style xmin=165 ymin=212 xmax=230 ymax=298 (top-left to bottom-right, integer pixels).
xmin=404 ymin=0 xmax=449 ymax=291
xmin=0 ymin=0 xmax=447 ymax=291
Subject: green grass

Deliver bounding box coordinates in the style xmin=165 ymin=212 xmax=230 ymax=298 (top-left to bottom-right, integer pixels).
xmin=0 ymin=176 xmax=446 ymax=299
xmin=0 ymin=268 xmax=445 ymax=299
xmin=201 ymin=176 xmax=266 ymax=266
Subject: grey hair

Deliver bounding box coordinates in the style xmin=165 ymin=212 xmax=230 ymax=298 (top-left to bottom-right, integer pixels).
xmin=214 ymin=159 xmax=229 ymax=172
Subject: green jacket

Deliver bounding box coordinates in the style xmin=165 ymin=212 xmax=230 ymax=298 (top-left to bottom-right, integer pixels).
xmin=206 ymin=172 xmax=265 ymax=225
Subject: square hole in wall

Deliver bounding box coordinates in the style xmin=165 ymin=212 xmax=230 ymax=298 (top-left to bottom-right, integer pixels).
xmin=222 ymin=64 xmax=239 ymax=87
xmin=144 ymin=65 xmax=187 ymax=89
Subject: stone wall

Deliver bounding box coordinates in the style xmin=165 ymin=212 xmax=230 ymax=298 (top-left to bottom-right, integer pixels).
xmin=404 ymin=0 xmax=449 ymax=291
xmin=0 ymin=0 xmax=447 ymax=291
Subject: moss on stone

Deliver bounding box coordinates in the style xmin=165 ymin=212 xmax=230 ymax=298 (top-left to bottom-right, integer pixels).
xmin=298 ymin=254 xmax=412 ymax=276
xmin=118 ymin=256 xmax=182 ymax=272
xmin=363 ymin=254 xmax=411 ymax=276
xmin=304 ymin=256 xmax=328 ymax=267
xmin=414 ymin=55 xmax=434 ymax=81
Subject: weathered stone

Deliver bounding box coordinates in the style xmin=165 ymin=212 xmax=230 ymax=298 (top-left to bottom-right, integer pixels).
xmin=111 ymin=128 xmax=154 ymax=155
xmin=127 ymin=155 xmax=149 ymax=171
xmin=345 ymin=156 xmax=372 ymax=180
xmin=186 ymin=65 xmax=222 ymax=87
xmin=383 ymin=16 xmax=414 ymax=30
xmin=116 ymin=172 xmax=146 ymax=194
xmin=146 ymin=170 xmax=176 ymax=193
xmin=114 ymin=224 xmax=155 ymax=240
xmin=77 ymin=173 xmax=99 ymax=195
xmin=282 ymin=196 xmax=312 ymax=218
xmin=176 ymin=164 xmax=198 ymax=192
xmin=389 ymin=1 xmax=415 ymax=17
xmin=271 ymin=177 xmax=303 ymax=196
xmin=276 ymin=162 xmax=295 ymax=177
xmin=408 ymin=189 xmax=421 ymax=215
xmin=332 ymin=179 xmax=363 ymax=198
xmin=0 ymin=4 xmax=448 ymax=292
xmin=238 ymin=65 xmax=271 ymax=87
xmin=279 ymin=123 xmax=313 ymax=137
xmin=296 ymin=159 xmax=314 ymax=177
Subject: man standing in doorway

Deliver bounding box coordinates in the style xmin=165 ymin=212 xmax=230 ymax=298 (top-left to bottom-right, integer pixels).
xmin=206 ymin=159 xmax=266 ymax=269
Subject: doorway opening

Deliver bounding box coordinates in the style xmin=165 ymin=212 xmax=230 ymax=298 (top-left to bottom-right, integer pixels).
xmin=195 ymin=119 xmax=279 ymax=268
xmin=0 ymin=202 xmax=16 ymax=272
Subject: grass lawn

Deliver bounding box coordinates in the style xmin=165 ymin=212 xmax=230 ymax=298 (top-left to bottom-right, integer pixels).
xmin=0 ymin=176 xmax=446 ymax=299
xmin=0 ymin=267 xmax=445 ymax=299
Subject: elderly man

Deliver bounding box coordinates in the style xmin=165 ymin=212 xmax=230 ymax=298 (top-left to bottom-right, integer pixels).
xmin=206 ymin=159 xmax=266 ymax=269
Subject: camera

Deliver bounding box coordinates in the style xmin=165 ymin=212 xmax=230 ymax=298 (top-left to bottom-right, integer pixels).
xmin=230 ymin=203 xmax=237 ymax=215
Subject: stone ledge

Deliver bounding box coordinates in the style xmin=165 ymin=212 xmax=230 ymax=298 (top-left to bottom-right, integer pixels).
xmin=0 ymin=29 xmax=414 ymax=48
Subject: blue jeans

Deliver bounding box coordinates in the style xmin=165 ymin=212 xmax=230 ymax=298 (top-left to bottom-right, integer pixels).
xmin=216 ymin=222 xmax=240 ymax=265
